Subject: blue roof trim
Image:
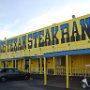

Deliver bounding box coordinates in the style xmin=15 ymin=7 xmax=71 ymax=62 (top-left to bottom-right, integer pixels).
xmin=30 ymin=55 xmax=43 ymax=59
xmin=1 ymin=49 xmax=90 ymax=61
xmin=0 ymin=55 xmax=43 ymax=61
xmin=44 ymin=49 xmax=90 ymax=58
xmin=0 ymin=57 xmax=26 ymax=61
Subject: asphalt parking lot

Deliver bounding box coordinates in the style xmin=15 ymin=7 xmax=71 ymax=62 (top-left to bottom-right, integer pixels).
xmin=0 ymin=76 xmax=90 ymax=90
xmin=0 ymin=79 xmax=86 ymax=90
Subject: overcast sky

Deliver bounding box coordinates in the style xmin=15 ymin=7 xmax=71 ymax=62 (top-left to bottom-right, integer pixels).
xmin=0 ymin=0 xmax=90 ymax=40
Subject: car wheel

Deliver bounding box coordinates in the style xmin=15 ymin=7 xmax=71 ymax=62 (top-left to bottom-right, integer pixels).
xmin=1 ymin=77 xmax=7 ymax=82
xmin=25 ymin=75 xmax=29 ymax=80
xmin=82 ymin=83 xmax=87 ymax=89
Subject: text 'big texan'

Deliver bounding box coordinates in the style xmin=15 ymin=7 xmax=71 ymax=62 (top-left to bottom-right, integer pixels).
xmin=0 ymin=14 xmax=90 ymax=53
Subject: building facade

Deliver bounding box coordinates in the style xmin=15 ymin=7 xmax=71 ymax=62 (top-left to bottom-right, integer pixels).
xmin=0 ymin=14 xmax=90 ymax=88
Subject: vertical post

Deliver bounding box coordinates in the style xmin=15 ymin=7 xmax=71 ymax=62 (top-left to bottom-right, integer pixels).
xmin=66 ymin=55 xmax=69 ymax=88
xmin=1 ymin=62 xmax=3 ymax=68
xmin=12 ymin=60 xmax=14 ymax=68
xmin=53 ymin=57 xmax=56 ymax=75
xmin=44 ymin=57 xmax=47 ymax=85
xmin=69 ymin=56 xmax=72 ymax=76
xmin=40 ymin=58 xmax=42 ymax=74
xmin=5 ymin=61 xmax=7 ymax=68
xmin=29 ymin=59 xmax=31 ymax=73
xmin=19 ymin=60 xmax=21 ymax=70
xmin=15 ymin=60 xmax=17 ymax=68
xmin=0 ymin=61 xmax=1 ymax=68
xmin=0 ymin=61 xmax=3 ymax=68
xmin=23 ymin=59 xmax=25 ymax=72
xmin=2 ymin=62 xmax=4 ymax=68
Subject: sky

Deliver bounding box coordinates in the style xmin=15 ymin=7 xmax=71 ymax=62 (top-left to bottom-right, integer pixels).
xmin=0 ymin=0 xmax=90 ymax=40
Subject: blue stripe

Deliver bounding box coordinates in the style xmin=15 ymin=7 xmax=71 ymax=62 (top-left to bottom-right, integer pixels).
xmin=13 ymin=38 xmax=17 ymax=42
xmin=0 ymin=41 xmax=6 ymax=45
xmin=1 ymin=49 xmax=90 ymax=61
xmin=22 ymin=35 xmax=26 ymax=40
xmin=44 ymin=49 xmax=90 ymax=57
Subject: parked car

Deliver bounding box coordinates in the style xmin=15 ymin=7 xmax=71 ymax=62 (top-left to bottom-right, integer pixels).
xmin=0 ymin=68 xmax=30 ymax=82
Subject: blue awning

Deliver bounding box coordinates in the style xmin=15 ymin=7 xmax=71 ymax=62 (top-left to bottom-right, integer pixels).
xmin=44 ymin=49 xmax=90 ymax=58
xmin=0 ymin=48 xmax=90 ymax=61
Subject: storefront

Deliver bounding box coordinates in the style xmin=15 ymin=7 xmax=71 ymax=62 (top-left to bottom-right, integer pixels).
xmin=0 ymin=14 xmax=90 ymax=88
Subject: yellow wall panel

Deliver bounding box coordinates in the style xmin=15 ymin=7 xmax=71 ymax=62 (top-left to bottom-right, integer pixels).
xmin=31 ymin=59 xmax=39 ymax=73
xmin=47 ymin=58 xmax=53 ymax=69
xmin=71 ymin=55 xmax=90 ymax=74
xmin=0 ymin=14 xmax=90 ymax=60
xmin=17 ymin=60 xmax=24 ymax=71
xmin=0 ymin=62 xmax=5 ymax=68
xmin=7 ymin=61 xmax=13 ymax=68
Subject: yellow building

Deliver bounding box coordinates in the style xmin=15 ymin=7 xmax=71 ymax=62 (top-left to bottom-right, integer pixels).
xmin=0 ymin=14 xmax=90 ymax=88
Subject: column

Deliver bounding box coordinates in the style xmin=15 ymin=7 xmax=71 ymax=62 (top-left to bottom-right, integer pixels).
xmin=15 ymin=60 xmax=17 ymax=68
xmin=23 ymin=59 xmax=25 ymax=72
xmin=0 ymin=61 xmax=1 ymax=68
xmin=29 ymin=59 xmax=31 ymax=73
xmin=69 ymin=56 xmax=72 ymax=76
xmin=44 ymin=57 xmax=47 ymax=85
xmin=66 ymin=55 xmax=69 ymax=88
xmin=5 ymin=61 xmax=7 ymax=68
xmin=40 ymin=58 xmax=42 ymax=74
xmin=12 ymin=60 xmax=14 ymax=68
xmin=53 ymin=57 xmax=56 ymax=75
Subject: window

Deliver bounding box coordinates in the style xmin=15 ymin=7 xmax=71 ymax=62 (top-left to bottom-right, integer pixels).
xmin=25 ymin=60 xmax=29 ymax=72
xmin=7 ymin=69 xmax=13 ymax=73
xmin=1 ymin=69 xmax=7 ymax=73
xmin=13 ymin=60 xmax=15 ymax=68
xmin=56 ymin=56 xmax=65 ymax=66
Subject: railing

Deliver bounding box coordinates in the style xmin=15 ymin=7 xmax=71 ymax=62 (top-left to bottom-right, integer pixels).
xmin=30 ymin=67 xmax=90 ymax=77
xmin=56 ymin=67 xmax=66 ymax=75
xmin=56 ymin=67 xmax=90 ymax=77
xmin=71 ymin=68 xmax=85 ymax=76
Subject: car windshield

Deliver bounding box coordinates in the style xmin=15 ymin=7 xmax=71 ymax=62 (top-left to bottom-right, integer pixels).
xmin=0 ymin=68 xmax=25 ymax=73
